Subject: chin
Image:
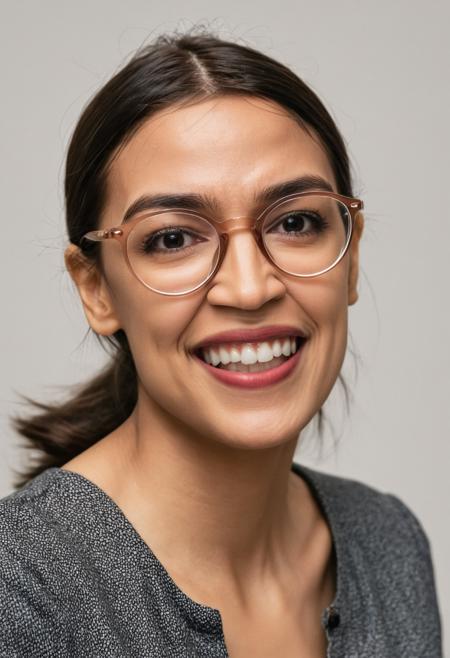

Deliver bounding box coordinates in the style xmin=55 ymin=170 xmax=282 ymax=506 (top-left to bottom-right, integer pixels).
xmin=204 ymin=414 xmax=306 ymax=452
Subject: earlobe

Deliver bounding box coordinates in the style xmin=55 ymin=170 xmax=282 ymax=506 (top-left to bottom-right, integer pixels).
xmin=64 ymin=243 xmax=121 ymax=335
xmin=347 ymin=211 xmax=364 ymax=306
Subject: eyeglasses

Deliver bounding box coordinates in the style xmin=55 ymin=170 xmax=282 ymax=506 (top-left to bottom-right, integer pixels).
xmin=81 ymin=190 xmax=364 ymax=296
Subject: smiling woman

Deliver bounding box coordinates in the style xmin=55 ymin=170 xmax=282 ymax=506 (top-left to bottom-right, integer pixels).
xmin=1 ymin=28 xmax=443 ymax=658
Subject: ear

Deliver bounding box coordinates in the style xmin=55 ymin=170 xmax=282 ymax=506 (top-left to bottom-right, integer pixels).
xmin=64 ymin=243 xmax=121 ymax=335
xmin=347 ymin=211 xmax=364 ymax=306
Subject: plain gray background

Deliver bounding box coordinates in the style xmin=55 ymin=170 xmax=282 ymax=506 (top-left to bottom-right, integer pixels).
xmin=1 ymin=0 xmax=448 ymax=652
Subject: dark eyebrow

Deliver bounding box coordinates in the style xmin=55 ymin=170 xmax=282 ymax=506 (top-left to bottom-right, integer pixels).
xmin=255 ymin=174 xmax=334 ymax=205
xmin=121 ymin=174 xmax=334 ymax=223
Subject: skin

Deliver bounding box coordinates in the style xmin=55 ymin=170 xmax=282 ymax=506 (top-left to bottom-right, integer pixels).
xmin=64 ymin=94 xmax=364 ymax=655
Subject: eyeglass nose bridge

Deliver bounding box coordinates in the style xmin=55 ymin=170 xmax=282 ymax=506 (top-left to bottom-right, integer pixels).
xmin=211 ymin=210 xmax=263 ymax=231
xmin=209 ymin=216 xmax=281 ymax=282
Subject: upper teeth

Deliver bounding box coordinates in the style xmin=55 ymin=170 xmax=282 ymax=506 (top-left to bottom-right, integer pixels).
xmin=201 ymin=337 xmax=299 ymax=366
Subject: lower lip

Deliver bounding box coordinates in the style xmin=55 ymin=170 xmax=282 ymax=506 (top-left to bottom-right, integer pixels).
xmin=193 ymin=342 xmax=304 ymax=389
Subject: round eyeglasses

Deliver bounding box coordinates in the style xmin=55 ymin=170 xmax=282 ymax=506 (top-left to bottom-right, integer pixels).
xmin=81 ymin=190 xmax=364 ymax=296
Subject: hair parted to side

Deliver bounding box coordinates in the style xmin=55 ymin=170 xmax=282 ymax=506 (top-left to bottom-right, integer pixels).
xmin=10 ymin=26 xmax=354 ymax=490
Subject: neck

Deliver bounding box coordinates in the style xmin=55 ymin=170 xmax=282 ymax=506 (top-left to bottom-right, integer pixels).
xmin=79 ymin=395 xmax=321 ymax=610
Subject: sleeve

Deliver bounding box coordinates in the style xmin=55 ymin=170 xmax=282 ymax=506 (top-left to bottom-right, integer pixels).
xmin=385 ymin=493 xmax=444 ymax=656
xmin=0 ymin=548 xmax=67 ymax=658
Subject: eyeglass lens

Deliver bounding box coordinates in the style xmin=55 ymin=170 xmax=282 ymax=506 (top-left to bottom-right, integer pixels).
xmin=126 ymin=194 xmax=351 ymax=294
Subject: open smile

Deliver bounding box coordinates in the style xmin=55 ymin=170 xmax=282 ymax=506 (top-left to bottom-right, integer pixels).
xmin=193 ymin=336 xmax=306 ymax=389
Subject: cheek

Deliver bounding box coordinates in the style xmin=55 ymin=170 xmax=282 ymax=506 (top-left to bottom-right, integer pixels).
xmin=289 ymin=263 xmax=349 ymax=397
xmin=290 ymin=251 xmax=349 ymax=323
xmin=108 ymin=287 xmax=205 ymax=415
xmin=300 ymin=275 xmax=348 ymax=328
xmin=104 ymin=252 xmax=204 ymax=369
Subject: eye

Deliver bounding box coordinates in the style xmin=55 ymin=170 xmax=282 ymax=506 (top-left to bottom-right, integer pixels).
xmin=267 ymin=210 xmax=329 ymax=237
xmin=140 ymin=227 xmax=202 ymax=254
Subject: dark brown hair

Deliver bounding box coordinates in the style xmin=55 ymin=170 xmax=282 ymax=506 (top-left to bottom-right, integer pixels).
xmin=11 ymin=27 xmax=355 ymax=489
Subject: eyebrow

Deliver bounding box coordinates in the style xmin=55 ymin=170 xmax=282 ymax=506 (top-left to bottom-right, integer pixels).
xmin=122 ymin=174 xmax=334 ymax=223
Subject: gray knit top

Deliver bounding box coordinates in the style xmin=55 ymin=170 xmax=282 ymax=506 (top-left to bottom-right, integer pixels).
xmin=0 ymin=462 xmax=443 ymax=657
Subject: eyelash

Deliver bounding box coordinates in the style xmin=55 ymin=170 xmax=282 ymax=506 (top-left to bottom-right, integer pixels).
xmin=139 ymin=228 xmax=202 ymax=255
xmin=137 ymin=210 xmax=330 ymax=255
xmin=267 ymin=210 xmax=329 ymax=237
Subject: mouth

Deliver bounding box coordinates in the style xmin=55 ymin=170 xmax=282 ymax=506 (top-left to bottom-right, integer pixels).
xmin=193 ymin=335 xmax=305 ymax=373
xmin=191 ymin=334 xmax=307 ymax=389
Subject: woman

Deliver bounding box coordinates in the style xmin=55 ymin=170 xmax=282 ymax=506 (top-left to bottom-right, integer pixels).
xmin=0 ymin=30 xmax=442 ymax=657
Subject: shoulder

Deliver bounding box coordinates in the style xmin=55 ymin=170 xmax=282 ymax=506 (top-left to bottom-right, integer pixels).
xmin=297 ymin=462 xmax=434 ymax=557
xmin=0 ymin=471 xmax=70 ymax=655
xmin=0 ymin=468 xmax=72 ymax=584
xmin=0 ymin=468 xmax=63 ymax=554
xmin=296 ymin=463 xmax=443 ymax=653
xmin=0 ymin=467 xmax=98 ymax=574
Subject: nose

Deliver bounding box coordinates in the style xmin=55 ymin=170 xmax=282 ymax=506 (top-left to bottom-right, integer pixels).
xmin=205 ymin=226 xmax=287 ymax=310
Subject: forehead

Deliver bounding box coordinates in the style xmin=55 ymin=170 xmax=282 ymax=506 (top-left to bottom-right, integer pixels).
xmin=103 ymin=95 xmax=337 ymax=218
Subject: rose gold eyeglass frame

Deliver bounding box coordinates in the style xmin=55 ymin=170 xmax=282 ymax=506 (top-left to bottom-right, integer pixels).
xmin=81 ymin=190 xmax=364 ymax=296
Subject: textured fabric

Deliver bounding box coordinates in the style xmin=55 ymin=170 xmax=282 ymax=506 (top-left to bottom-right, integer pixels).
xmin=0 ymin=462 xmax=443 ymax=657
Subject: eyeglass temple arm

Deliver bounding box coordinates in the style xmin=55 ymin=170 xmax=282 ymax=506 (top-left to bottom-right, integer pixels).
xmin=82 ymin=228 xmax=123 ymax=242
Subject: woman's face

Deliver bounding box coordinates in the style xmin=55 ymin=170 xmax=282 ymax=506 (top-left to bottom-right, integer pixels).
xmin=70 ymin=95 xmax=363 ymax=449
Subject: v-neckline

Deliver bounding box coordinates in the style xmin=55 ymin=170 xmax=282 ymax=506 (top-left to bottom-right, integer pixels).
xmin=41 ymin=461 xmax=343 ymax=633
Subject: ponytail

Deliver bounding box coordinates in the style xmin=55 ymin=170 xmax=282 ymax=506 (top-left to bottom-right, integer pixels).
xmin=10 ymin=331 xmax=137 ymax=490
